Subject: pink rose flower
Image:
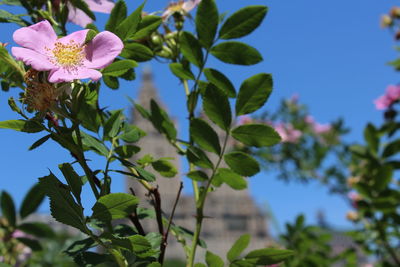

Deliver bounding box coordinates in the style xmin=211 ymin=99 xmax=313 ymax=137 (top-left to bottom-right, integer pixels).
xmin=12 ymin=20 xmax=123 ymax=83
xmin=275 ymin=122 xmax=302 ymax=143
xmin=374 ymin=84 xmax=400 ymax=110
xmin=386 ymin=84 xmax=400 ymax=100
xmin=313 ymin=123 xmax=331 ymax=134
xmin=162 ymin=0 xmax=201 ymax=20
xmin=68 ymin=0 xmax=114 ymax=27
xmin=237 ymin=115 xmax=253 ymax=125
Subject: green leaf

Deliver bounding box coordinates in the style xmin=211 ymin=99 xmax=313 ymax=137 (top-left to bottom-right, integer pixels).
xmin=374 ymin=164 xmax=393 ymax=192
xmin=115 ymin=2 xmax=144 ymax=40
xmin=69 ymin=0 xmax=95 ymax=20
xmin=194 ymin=264 xmax=207 ymax=267
xmin=148 ymin=263 xmax=162 ymax=267
xmin=383 ymin=139 xmax=400 ymax=158
xmin=0 ymin=119 xmax=43 ymax=133
xmin=206 ymin=251 xmax=224 ymax=267
xmin=244 ymin=248 xmax=294 ymax=265
xmin=196 ymin=0 xmax=218 ymax=49
xmin=236 ymin=73 xmax=272 ymax=116
xmin=187 ymin=146 xmax=214 ymax=169
xmin=16 ymin=237 xmax=42 ymax=251
xmin=151 ymin=159 xmax=178 ymax=178
xmin=227 ymin=234 xmax=251 ymax=262
xmin=0 ymin=45 xmax=24 ymax=78
xmin=103 ymin=110 xmax=123 ymax=139
xmin=105 ymin=0 xmax=127 ymax=32
xmin=1 ymin=191 xmax=16 ymax=226
xmin=180 ymin=31 xmax=204 ymax=67
xmin=231 ymin=124 xmax=281 ymax=147
xmin=19 ymin=184 xmax=45 ymax=219
xmin=59 ymin=163 xmax=82 ymax=204
xmin=132 ymin=166 xmax=156 ymax=182
xmin=150 ymin=99 xmax=177 ymax=140
xmin=219 ymin=6 xmax=267 ymax=39
xmin=130 ymin=15 xmax=162 ymax=40
xmin=38 ymin=173 xmax=86 ymax=232
xmin=169 ymin=63 xmax=195 ymax=80
xmin=120 ymin=42 xmax=154 ymax=62
xmin=203 ymin=83 xmax=232 ymax=130
xmin=18 ymin=222 xmax=55 ymax=238
xmin=0 ymin=9 xmax=28 ymax=26
xmin=80 ymin=131 xmax=109 ymax=156
xmin=84 ymin=29 xmax=97 ymax=44
xmin=224 ymin=152 xmax=260 ymax=177
xmin=29 ymin=134 xmax=51 ymax=151
xmin=104 ymin=74 xmax=119 ymax=89
xmin=211 ymin=41 xmax=262 ymax=65
xmin=115 ymin=145 xmax=140 ymax=158
xmin=190 ymin=118 xmax=221 ymax=154
xmin=65 ymin=237 xmax=95 ymax=257
xmin=204 ymin=68 xmax=236 ymax=98
xmin=187 ymin=170 xmax=208 ymax=182
xmin=102 ymin=60 xmax=138 ymax=77
xmin=92 ymin=193 xmax=139 ymax=223
xmin=130 ymin=235 xmax=153 ymax=255
xmin=364 ymin=123 xmax=379 ymax=153
xmin=213 ymin=168 xmax=247 ymax=190
xmin=120 ymin=124 xmax=143 ymax=143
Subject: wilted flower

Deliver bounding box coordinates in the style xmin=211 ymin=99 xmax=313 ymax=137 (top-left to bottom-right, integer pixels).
xmin=162 ymin=0 xmax=201 ymax=21
xmin=68 ymin=0 xmax=114 ymax=27
xmin=348 ymin=191 xmax=363 ymax=209
xmin=381 ymin=14 xmax=393 ymax=28
xmin=374 ymin=84 xmax=400 ymax=110
xmin=23 ymin=69 xmax=59 ymax=112
xmin=12 ymin=20 xmax=123 ymax=83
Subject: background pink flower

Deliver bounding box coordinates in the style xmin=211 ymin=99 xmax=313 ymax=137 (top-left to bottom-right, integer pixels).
xmin=275 ymin=122 xmax=302 ymax=143
xmin=374 ymin=84 xmax=400 ymax=110
xmin=12 ymin=20 xmax=123 ymax=83
xmin=68 ymin=0 xmax=114 ymax=27
xmin=162 ymin=0 xmax=201 ymax=20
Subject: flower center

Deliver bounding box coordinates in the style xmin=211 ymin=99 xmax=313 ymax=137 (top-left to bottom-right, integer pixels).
xmin=167 ymin=1 xmax=184 ymax=12
xmin=47 ymin=40 xmax=85 ymax=72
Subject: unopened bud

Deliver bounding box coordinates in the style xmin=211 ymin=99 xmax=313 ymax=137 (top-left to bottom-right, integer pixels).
xmin=390 ymin=7 xmax=400 ymax=18
xmin=381 ymin=14 xmax=393 ymax=28
xmin=156 ymin=46 xmax=173 ymax=59
xmin=150 ymin=34 xmax=163 ymax=48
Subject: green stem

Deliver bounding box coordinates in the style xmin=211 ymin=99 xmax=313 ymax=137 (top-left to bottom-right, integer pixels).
xmin=187 ymin=133 xmax=230 ymax=267
xmin=74 ymin=127 xmax=100 ymax=199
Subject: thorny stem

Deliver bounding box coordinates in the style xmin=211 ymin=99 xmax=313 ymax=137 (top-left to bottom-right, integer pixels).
xmin=128 ymin=187 xmax=146 ymax=236
xmin=159 ymin=182 xmax=184 ymax=263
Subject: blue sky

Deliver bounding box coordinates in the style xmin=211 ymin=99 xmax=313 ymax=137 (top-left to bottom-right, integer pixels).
xmin=0 ymin=0 xmax=398 ymax=235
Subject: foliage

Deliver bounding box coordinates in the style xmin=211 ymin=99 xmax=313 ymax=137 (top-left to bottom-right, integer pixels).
xmin=0 ymin=0 xmax=293 ymax=266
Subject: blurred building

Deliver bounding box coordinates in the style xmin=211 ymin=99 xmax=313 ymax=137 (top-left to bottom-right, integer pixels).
xmin=126 ymin=69 xmax=271 ymax=259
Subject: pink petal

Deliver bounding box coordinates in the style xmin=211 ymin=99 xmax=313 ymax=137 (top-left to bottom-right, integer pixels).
xmin=68 ymin=5 xmax=93 ymax=27
xmin=374 ymin=95 xmax=392 ymax=110
xmin=11 ymin=47 xmax=54 ymax=71
xmin=48 ymin=67 xmax=102 ymax=83
xmin=57 ymin=30 xmax=89 ymax=46
xmin=83 ymin=31 xmax=123 ymax=69
xmin=13 ymin=20 xmax=57 ymax=54
xmin=182 ymin=0 xmax=201 ymax=12
xmin=86 ymin=0 xmax=114 ymax=13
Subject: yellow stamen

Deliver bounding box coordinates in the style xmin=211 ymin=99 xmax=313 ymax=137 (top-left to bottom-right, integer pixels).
xmin=46 ymin=40 xmax=85 ymax=72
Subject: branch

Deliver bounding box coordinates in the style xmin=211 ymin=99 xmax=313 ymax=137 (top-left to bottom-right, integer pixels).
xmin=159 ymin=182 xmax=183 ymax=263
xmin=128 ymin=187 xmax=146 ymax=236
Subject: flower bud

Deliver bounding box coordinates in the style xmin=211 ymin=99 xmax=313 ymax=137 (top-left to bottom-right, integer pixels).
xmin=381 ymin=14 xmax=393 ymax=28
xmin=390 ymin=7 xmax=400 ymax=18
xmin=346 ymin=211 xmax=359 ymax=222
